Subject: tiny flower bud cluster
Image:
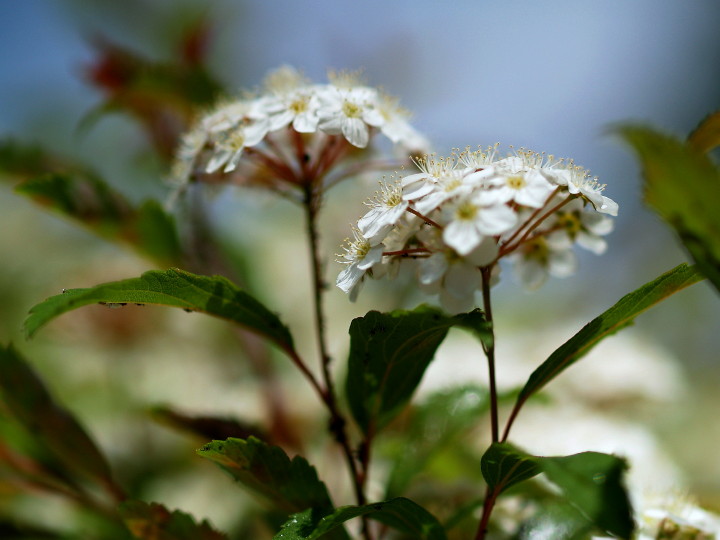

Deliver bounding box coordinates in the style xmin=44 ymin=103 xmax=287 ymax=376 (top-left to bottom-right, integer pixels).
xmin=336 ymin=146 xmax=618 ymax=310
xmin=171 ymin=66 xmax=428 ymax=190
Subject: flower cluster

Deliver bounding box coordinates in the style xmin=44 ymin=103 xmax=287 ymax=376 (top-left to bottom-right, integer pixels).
xmin=337 ymin=146 xmax=617 ymax=309
xmin=171 ymin=66 xmax=428 ymax=190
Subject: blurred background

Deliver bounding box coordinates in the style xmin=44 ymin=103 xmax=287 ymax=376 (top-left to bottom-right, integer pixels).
xmin=1 ymin=0 xmax=719 ymax=533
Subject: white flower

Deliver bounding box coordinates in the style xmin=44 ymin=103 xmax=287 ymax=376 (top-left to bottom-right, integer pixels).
xmin=205 ymin=120 xmax=269 ymax=173
xmin=546 ymin=163 xmax=618 ymax=216
xmin=635 ymin=492 xmax=720 ymax=540
xmin=263 ymin=89 xmax=321 ymax=133
xmin=317 ymin=85 xmax=384 ymax=148
xmin=442 ymin=196 xmax=517 ymax=256
xmin=457 ymin=144 xmax=500 ymax=172
xmin=357 ymin=180 xmax=408 ymax=241
xmin=170 ymin=125 xmax=207 ymax=184
xmin=374 ymin=92 xmax=429 ymax=151
xmin=336 ymin=228 xmax=384 ymax=299
xmin=474 ymin=154 xmax=555 ymax=208
xmin=511 ymin=236 xmax=577 ymax=289
xmin=401 ymin=154 xmax=458 ymax=202
xmin=417 ymin=240 xmax=497 ymax=313
xmin=549 ymin=198 xmax=615 ymax=255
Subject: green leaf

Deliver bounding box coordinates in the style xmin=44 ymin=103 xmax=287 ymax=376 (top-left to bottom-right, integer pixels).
xmin=274 ymin=498 xmax=447 ymax=540
xmin=508 ymin=263 xmax=702 ymax=428
xmin=151 ymin=406 xmax=266 ymax=442
xmin=197 ymin=437 xmax=335 ymax=516
xmin=541 ymin=452 xmax=634 ymax=538
xmin=133 ymin=201 xmax=183 ymax=266
xmin=24 ymin=269 xmax=294 ymax=354
xmin=346 ymin=306 xmax=491 ymax=434
xmin=384 ymin=385 xmax=490 ymax=498
xmin=119 ymin=500 xmax=228 ymax=540
xmin=14 ymin=174 xmax=182 ymax=266
xmin=480 ymin=444 xmax=634 ymax=539
xmin=0 ymin=344 xmax=120 ymax=496
xmin=480 ymin=443 xmax=541 ymax=496
xmin=0 ymin=138 xmax=68 ymax=179
xmin=688 ymin=110 xmax=720 ymax=153
xmin=618 ymin=125 xmax=720 ymax=291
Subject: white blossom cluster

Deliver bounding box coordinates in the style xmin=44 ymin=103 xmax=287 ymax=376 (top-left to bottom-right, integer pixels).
xmin=336 ymin=146 xmax=618 ymax=309
xmin=171 ymin=66 xmax=428 ymax=188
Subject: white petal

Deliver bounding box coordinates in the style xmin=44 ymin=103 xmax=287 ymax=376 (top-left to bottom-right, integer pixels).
xmin=576 ymin=231 xmax=607 ymax=254
xmin=342 ymin=117 xmax=369 ymax=148
xmin=439 ymin=288 xmax=475 ymax=313
xmin=357 ymin=244 xmax=384 ymax=270
xmin=548 ymin=249 xmax=577 ymax=278
xmin=418 ymin=253 xmax=448 ymax=285
xmin=336 ymin=264 xmax=364 ymax=293
xmin=318 ymin=115 xmax=343 ymax=135
xmin=403 ymin=181 xmax=436 ymax=201
xmin=582 ymin=212 xmax=614 ymax=235
xmin=596 ymin=195 xmax=618 ymax=216
xmin=476 ymin=204 xmax=517 ymax=236
xmin=515 ymin=259 xmax=548 ymax=290
xmin=444 ymin=220 xmax=482 ymax=256
xmin=293 ymin=112 xmax=319 ymax=133
xmin=466 ymin=237 xmax=499 ymax=266
xmin=205 ymin=149 xmax=232 ymax=173
xmin=363 ymin=108 xmax=385 ymax=127
xmin=444 ymin=262 xmax=481 ymax=298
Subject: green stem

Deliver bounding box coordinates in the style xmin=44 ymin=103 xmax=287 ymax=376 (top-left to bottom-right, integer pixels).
xmin=302 ymin=185 xmax=369 ymax=521
xmin=480 ymin=266 xmax=498 ymax=443
xmin=474 ymin=266 xmax=499 ymax=540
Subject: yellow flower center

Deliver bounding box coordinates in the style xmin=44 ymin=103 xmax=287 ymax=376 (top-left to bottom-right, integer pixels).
xmin=507 ymin=175 xmax=526 ymax=190
xmin=290 ymin=98 xmax=308 ymax=114
xmin=342 ymin=100 xmax=362 ymax=118
xmin=557 ymin=211 xmax=581 ymax=237
xmin=455 ymin=201 xmax=478 ymax=221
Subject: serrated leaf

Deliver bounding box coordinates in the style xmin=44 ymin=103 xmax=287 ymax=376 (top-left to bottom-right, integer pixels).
xmin=274 ymin=498 xmax=447 ymax=540
xmin=540 ymin=452 xmax=634 ymax=538
xmin=346 ymin=306 xmax=491 ymax=434
xmin=197 ymin=437 xmax=335 ymax=516
xmin=688 ymin=110 xmax=720 ymax=153
xmin=119 ymin=500 xmax=227 ymax=540
xmin=24 ymin=269 xmax=294 ymax=354
xmin=0 ymin=344 xmax=120 ymax=496
xmin=507 ymin=264 xmax=702 ymax=431
xmin=480 ymin=443 xmax=541 ymax=496
xmin=618 ymin=125 xmax=720 ymax=291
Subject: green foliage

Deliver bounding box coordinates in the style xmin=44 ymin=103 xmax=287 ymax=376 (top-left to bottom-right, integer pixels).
xmin=119 ymin=500 xmax=228 ymax=540
xmin=0 ymin=343 xmax=120 ymax=496
xmin=383 ymin=385 xmax=490 ymax=498
xmin=541 ymin=453 xmax=634 ymax=538
xmin=24 ymin=269 xmax=294 ymax=354
xmin=480 ymin=443 xmax=541 ymax=496
xmin=481 ymin=443 xmax=633 ymax=539
xmin=507 ymin=263 xmax=702 ymax=427
xmin=618 ymin=125 xmax=720 ymax=291
xmin=151 ymin=406 xmax=266 ymax=442
xmin=14 ymin=173 xmax=182 ymax=266
xmin=345 ymin=306 xmax=491 ymax=434
xmin=197 ymin=437 xmax=336 ymax=517
xmin=274 ymin=498 xmax=447 ymax=540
